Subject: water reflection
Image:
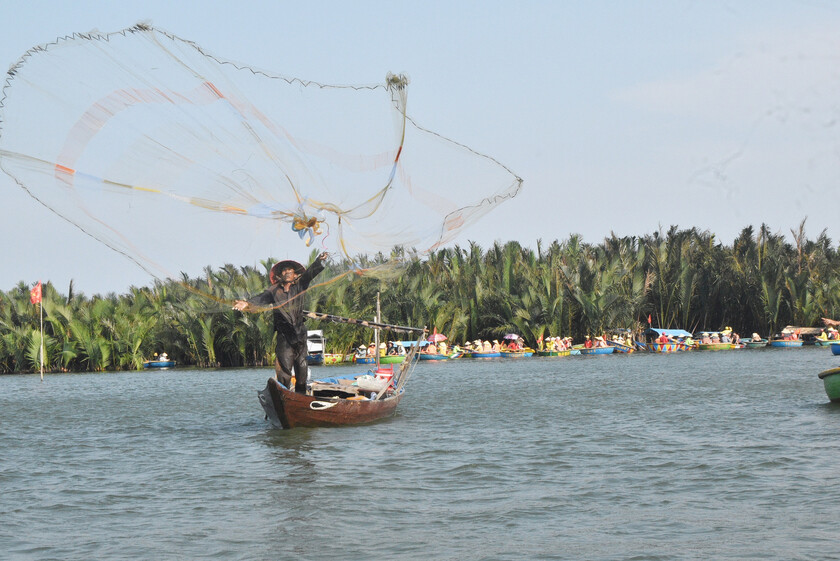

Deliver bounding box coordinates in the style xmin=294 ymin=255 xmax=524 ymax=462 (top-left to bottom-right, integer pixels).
xmin=257 ymin=428 xmax=318 ymax=481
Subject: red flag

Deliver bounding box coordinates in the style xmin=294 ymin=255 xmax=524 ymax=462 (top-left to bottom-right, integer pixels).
xmin=30 ymin=281 xmax=42 ymax=304
xmin=647 ymin=314 xmax=652 ymax=324
xmin=537 ymin=334 xmax=544 ymax=344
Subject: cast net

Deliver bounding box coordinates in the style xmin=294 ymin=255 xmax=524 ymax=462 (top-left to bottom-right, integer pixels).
xmin=0 ymin=24 xmax=522 ymax=297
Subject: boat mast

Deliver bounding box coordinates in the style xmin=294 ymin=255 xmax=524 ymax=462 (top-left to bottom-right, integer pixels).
xmin=375 ymin=291 xmax=381 ymax=370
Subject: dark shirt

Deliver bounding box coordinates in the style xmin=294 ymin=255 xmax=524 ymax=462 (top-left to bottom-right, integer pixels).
xmin=248 ymin=259 xmax=325 ymax=344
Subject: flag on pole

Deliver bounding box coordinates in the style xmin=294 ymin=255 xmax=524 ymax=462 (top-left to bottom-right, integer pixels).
xmin=647 ymin=314 xmax=652 ymax=324
xmin=30 ymin=281 xmax=42 ymax=304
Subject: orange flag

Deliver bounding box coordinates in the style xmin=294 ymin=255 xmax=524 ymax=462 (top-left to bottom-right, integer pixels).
xmin=30 ymin=281 xmax=42 ymax=304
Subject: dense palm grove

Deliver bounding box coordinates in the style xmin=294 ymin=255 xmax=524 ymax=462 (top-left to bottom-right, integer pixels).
xmin=2 ymin=223 xmax=839 ymax=373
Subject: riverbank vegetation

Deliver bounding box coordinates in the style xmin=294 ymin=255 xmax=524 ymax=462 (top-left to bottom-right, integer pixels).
xmin=2 ymin=223 xmax=839 ymax=373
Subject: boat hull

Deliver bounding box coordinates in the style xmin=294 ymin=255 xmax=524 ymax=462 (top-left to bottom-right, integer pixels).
xmin=818 ymin=367 xmax=840 ymax=402
xmin=744 ymin=340 xmax=768 ymax=349
xmin=500 ymin=351 xmax=533 ymax=358
xmin=606 ymin=341 xmax=634 ymax=353
xmin=832 ymin=343 xmax=840 ymax=356
xmin=305 ymin=353 xmax=324 ymax=365
xmin=323 ymin=353 xmax=344 ymax=365
xmin=471 ymin=352 xmax=501 ymax=358
xmin=418 ymin=353 xmax=448 ymax=361
xmin=534 ymin=350 xmax=571 ymax=357
xmin=258 ymin=378 xmax=402 ymax=429
xmin=697 ymin=343 xmax=733 ymax=351
xmin=769 ymin=340 xmax=804 ymax=348
xmin=646 ymin=342 xmax=685 ymax=353
xmin=380 ymin=355 xmax=406 ymax=364
xmin=578 ymin=347 xmax=615 ymax=355
xmin=143 ymin=360 xmax=175 ymax=369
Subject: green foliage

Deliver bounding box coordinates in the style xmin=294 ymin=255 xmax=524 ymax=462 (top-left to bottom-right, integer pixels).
xmin=2 ymin=222 xmax=838 ymax=373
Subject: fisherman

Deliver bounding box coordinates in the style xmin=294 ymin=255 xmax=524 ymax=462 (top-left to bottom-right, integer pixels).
xmin=233 ymin=252 xmax=328 ymax=393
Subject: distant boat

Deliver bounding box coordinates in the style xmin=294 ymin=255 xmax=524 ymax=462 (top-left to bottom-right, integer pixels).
xmin=143 ymin=357 xmax=175 ymax=369
xmin=355 ymin=356 xmax=377 ymax=364
xmin=500 ymin=351 xmax=533 ymax=358
xmin=471 ymin=351 xmax=501 ymax=358
xmin=577 ymin=346 xmax=614 ymax=355
xmin=647 ymin=341 xmax=685 ymax=353
xmin=380 ymin=355 xmax=407 ymax=364
xmin=323 ymin=353 xmax=344 ymax=365
xmin=305 ymin=330 xmax=326 ymax=365
xmin=696 ymin=342 xmax=733 ymax=351
xmin=744 ymin=339 xmax=768 ymax=349
xmin=644 ymin=328 xmax=693 ymax=353
xmin=418 ymin=352 xmax=449 ymax=361
xmin=534 ymin=350 xmax=571 ymax=357
xmin=605 ymin=340 xmax=634 ymax=353
xmin=768 ymin=339 xmax=804 ymax=348
xmin=818 ymin=366 xmax=840 ymax=402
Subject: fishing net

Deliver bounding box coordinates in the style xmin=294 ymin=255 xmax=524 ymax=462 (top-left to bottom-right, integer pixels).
xmin=0 ymin=24 xmax=521 ymax=296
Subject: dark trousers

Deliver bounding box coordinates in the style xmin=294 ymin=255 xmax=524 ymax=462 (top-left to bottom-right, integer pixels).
xmin=275 ymin=335 xmax=308 ymax=393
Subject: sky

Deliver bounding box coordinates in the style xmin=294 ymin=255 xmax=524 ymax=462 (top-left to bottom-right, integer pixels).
xmin=2 ymin=0 xmax=840 ymax=295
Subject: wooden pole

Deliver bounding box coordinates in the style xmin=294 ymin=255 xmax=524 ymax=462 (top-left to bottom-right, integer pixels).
xmin=39 ymin=300 xmax=44 ymax=381
xmin=374 ymin=292 xmax=381 ymax=371
xmin=302 ymin=310 xmax=425 ymax=334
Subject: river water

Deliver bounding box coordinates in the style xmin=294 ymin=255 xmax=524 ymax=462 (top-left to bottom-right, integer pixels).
xmin=2 ymin=348 xmax=840 ymax=560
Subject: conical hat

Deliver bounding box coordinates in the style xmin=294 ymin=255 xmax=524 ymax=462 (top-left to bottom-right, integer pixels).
xmin=270 ymin=260 xmax=305 ymax=283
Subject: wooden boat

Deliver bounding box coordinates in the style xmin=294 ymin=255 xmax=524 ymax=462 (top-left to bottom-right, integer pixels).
xmin=471 ymin=351 xmax=501 ymax=358
xmin=768 ymin=339 xmax=804 ymax=348
xmin=534 ymin=349 xmax=571 ymax=357
xmin=818 ymin=367 xmax=840 ymax=402
xmin=258 ymin=374 xmax=404 ymax=429
xmin=696 ymin=342 xmax=733 ymax=351
xmin=744 ymin=339 xmax=768 ymax=349
xmin=143 ymin=359 xmax=175 ymax=369
xmin=578 ymin=346 xmax=615 ymax=355
xmin=260 ymin=302 xmax=425 ymax=428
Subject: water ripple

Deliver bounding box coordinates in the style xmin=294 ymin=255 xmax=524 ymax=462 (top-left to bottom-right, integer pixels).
xmin=3 ymin=351 xmax=840 ymax=559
